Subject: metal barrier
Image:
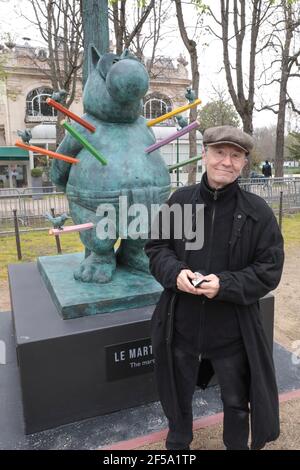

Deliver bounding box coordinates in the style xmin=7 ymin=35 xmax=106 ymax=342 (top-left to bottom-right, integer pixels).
xmin=237 ymin=177 xmax=300 ymax=214
xmin=0 ymin=186 xmax=69 ymax=234
xmin=0 ymin=178 xmax=299 ymax=235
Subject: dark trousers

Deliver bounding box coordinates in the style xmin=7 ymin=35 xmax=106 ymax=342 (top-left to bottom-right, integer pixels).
xmin=165 ymin=346 xmax=250 ymax=450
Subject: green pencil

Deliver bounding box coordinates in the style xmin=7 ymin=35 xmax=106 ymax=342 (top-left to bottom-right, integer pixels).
xmin=62 ymin=120 xmax=107 ymax=166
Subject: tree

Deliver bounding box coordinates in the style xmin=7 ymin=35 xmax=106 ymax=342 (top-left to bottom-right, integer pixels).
xmin=109 ymin=0 xmax=174 ymax=79
xmin=286 ymin=131 xmax=300 ymax=160
xmin=110 ymin=0 xmax=155 ymax=55
xmin=256 ymin=0 xmax=300 ymax=176
xmin=204 ymin=1 xmax=276 ymax=176
xmin=24 ymin=0 xmax=83 ymax=146
xmin=174 ymin=0 xmax=201 ymax=185
xmin=253 ymin=125 xmax=277 ymax=163
xmin=250 ymin=148 xmax=265 ymax=170
xmin=198 ymin=100 xmax=240 ymax=132
xmin=80 ymin=0 xmax=109 ymax=86
xmin=0 ymin=53 xmax=7 ymax=81
xmin=132 ymin=0 xmax=175 ymax=78
xmin=207 ymin=1 xmax=275 ymax=135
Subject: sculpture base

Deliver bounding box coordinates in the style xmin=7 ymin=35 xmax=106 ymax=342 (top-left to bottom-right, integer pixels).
xmin=37 ymin=252 xmax=162 ymax=319
xmin=8 ymin=262 xmax=159 ymax=434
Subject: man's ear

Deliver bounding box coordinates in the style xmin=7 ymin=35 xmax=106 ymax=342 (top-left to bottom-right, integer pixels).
xmin=240 ymin=155 xmax=248 ymax=173
xmin=88 ymin=44 xmax=102 ymax=74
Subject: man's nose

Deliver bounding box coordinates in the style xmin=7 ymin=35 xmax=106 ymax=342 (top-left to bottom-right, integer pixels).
xmin=221 ymin=154 xmax=233 ymax=166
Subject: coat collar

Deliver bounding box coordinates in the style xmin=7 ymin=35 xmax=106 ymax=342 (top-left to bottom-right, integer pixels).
xmin=193 ymin=179 xmax=259 ymax=222
xmin=200 ymin=171 xmax=238 ymax=204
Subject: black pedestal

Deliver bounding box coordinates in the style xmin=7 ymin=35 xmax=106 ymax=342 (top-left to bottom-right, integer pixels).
xmin=8 ymin=262 xmax=275 ymax=435
xmin=9 ymin=263 xmax=158 ymax=434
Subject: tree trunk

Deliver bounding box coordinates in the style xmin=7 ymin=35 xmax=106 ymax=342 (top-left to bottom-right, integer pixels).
xmin=218 ymin=0 xmax=262 ymax=177
xmin=275 ymin=73 xmax=289 ymax=178
xmin=188 ymin=49 xmax=200 ymax=185
xmin=241 ymin=112 xmax=254 ymax=177
xmin=174 ymin=0 xmax=200 ymax=186
xmin=274 ymin=2 xmax=293 ymax=178
xmin=81 ymin=0 xmax=109 ymax=87
xmin=56 ymin=111 xmax=65 ymax=147
xmin=112 ymin=1 xmax=124 ymax=55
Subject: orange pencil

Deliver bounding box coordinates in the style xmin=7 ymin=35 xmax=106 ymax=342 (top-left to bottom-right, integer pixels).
xmin=15 ymin=141 xmax=79 ymax=164
xmin=46 ymin=98 xmax=96 ymax=133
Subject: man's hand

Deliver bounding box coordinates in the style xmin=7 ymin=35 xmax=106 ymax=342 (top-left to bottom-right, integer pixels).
xmin=197 ymin=274 xmax=220 ymax=299
xmin=176 ymin=269 xmax=204 ymax=295
xmin=176 ymin=271 xmax=220 ymax=298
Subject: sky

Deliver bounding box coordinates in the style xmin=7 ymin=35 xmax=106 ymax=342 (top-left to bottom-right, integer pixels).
xmin=0 ymin=0 xmax=298 ymax=131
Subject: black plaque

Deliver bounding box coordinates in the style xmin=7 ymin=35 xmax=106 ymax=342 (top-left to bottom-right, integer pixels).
xmin=106 ymin=338 xmax=155 ymax=381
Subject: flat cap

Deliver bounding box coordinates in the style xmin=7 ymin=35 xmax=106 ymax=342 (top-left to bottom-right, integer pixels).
xmin=203 ymin=125 xmax=254 ymax=154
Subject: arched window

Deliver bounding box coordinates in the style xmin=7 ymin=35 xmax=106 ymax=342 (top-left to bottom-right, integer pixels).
xmin=26 ymin=87 xmax=57 ymax=117
xmin=143 ymin=93 xmax=172 ymax=122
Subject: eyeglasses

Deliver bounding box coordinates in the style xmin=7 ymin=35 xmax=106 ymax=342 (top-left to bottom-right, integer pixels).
xmin=208 ymin=147 xmax=246 ymax=163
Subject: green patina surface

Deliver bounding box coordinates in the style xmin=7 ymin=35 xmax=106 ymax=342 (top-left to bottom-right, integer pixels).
xmin=37 ymin=253 xmax=162 ymax=320
xmin=47 ymin=46 xmax=171 ymax=316
xmin=50 ymin=47 xmax=170 ymax=292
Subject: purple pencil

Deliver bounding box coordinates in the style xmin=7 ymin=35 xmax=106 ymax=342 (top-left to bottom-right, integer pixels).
xmin=145 ymin=120 xmax=200 ymax=154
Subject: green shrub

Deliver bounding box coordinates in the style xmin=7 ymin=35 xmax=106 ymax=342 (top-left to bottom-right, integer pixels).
xmin=31 ymin=168 xmax=43 ymax=178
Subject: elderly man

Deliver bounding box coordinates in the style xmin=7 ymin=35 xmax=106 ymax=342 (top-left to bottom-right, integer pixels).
xmin=144 ymin=125 xmax=284 ymax=451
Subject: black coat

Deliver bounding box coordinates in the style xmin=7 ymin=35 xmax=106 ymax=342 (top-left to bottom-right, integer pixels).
xmin=144 ymin=182 xmax=284 ymax=450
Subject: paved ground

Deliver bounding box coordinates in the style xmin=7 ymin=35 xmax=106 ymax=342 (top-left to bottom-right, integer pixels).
xmin=0 ymin=308 xmax=298 ymax=450
xmin=121 ymin=396 xmax=300 ymax=451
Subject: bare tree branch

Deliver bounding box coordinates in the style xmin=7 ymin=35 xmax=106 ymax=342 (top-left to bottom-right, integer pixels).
xmin=111 ymin=0 xmax=155 ymax=55
xmin=174 ymin=0 xmax=200 ymax=185
xmin=255 ymin=104 xmax=279 ymax=114
xmin=286 ymin=92 xmax=300 ymax=115
xmin=125 ymin=0 xmax=155 ymax=48
xmin=25 ymin=0 xmax=83 ymax=145
xmin=258 ymin=77 xmax=281 ymax=88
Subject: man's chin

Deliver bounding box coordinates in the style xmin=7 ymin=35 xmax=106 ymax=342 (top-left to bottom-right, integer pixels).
xmin=210 ymin=174 xmax=236 ymax=188
xmin=215 ymin=174 xmax=234 ymax=183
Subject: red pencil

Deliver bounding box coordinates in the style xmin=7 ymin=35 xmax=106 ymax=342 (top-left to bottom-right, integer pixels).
xmin=46 ymin=98 xmax=96 ymax=133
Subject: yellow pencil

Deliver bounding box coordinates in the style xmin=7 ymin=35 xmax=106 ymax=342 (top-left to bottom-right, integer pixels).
xmin=147 ymin=98 xmax=202 ymax=127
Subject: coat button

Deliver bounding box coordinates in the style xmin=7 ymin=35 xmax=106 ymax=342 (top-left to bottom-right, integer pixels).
xmin=237 ymin=214 xmax=242 ymax=219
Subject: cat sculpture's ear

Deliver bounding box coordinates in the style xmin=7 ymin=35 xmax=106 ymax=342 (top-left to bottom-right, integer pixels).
xmin=88 ymin=44 xmax=102 ymax=74
xmin=120 ymin=49 xmax=129 ymax=59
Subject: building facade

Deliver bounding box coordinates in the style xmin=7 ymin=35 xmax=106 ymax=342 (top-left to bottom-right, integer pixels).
xmin=0 ymin=43 xmax=202 ymax=189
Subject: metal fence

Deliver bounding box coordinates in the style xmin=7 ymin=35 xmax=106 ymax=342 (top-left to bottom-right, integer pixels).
xmin=0 ymin=177 xmax=299 ymax=236
xmin=238 ymin=177 xmax=300 ymax=215
xmin=0 ymin=186 xmax=69 ymax=234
